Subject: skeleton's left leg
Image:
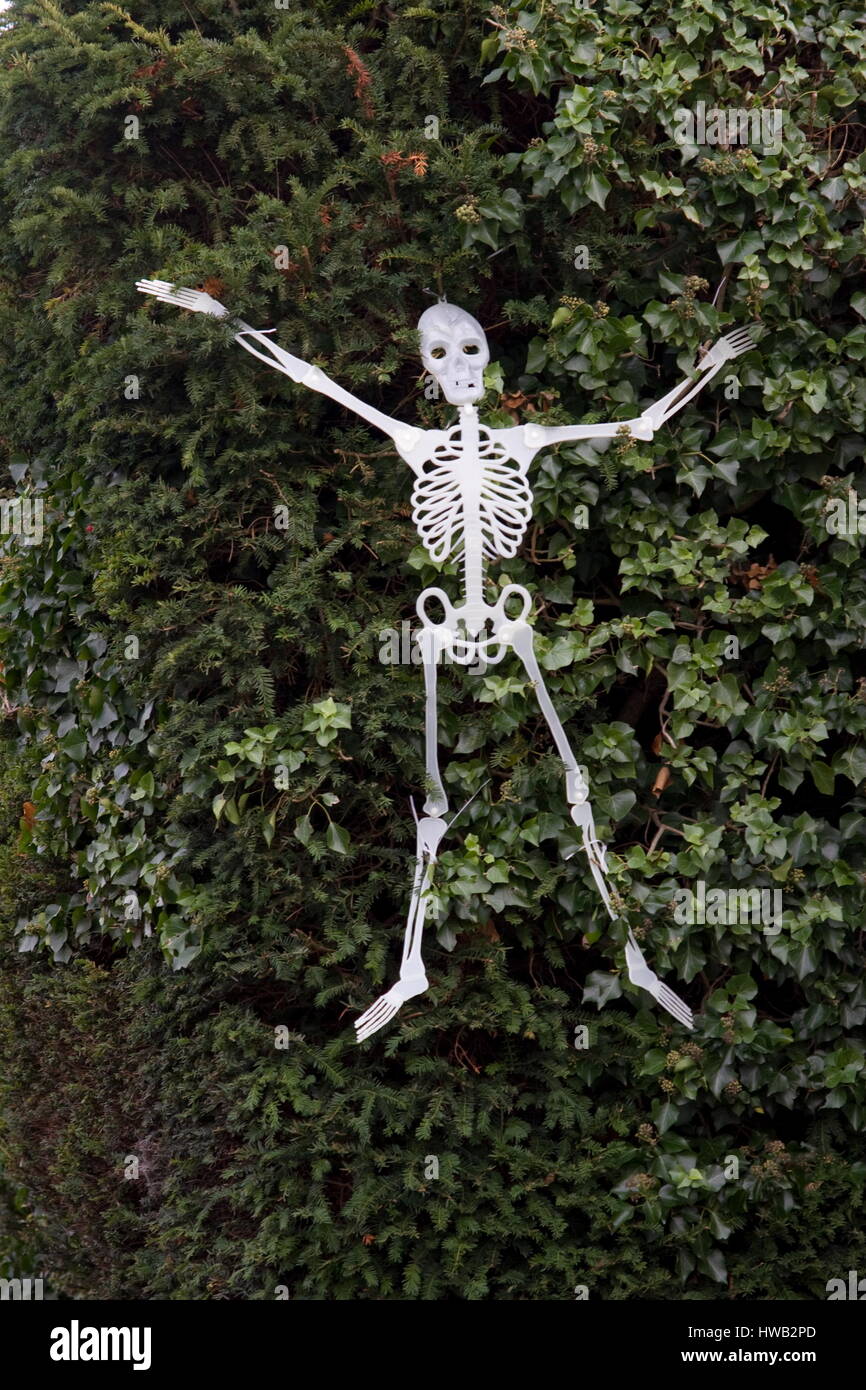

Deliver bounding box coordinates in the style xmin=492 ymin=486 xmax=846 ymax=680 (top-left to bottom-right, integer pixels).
xmin=504 ymin=619 xmax=693 ymax=1028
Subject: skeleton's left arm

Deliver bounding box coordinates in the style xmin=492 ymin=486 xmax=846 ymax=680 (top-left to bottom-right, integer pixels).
xmin=233 ymin=325 xmax=422 ymax=456
xmin=520 ymin=326 xmax=755 ymax=454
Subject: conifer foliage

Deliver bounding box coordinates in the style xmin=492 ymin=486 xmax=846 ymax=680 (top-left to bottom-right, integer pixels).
xmin=1 ymin=0 xmax=866 ymax=1298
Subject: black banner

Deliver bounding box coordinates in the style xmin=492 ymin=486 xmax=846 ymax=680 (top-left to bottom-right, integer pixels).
xmin=2 ymin=1295 xmax=859 ymax=1376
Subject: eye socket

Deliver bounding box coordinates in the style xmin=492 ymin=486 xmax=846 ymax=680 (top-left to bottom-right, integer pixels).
xmin=430 ymin=346 xmax=446 ymax=359
xmin=462 ymin=344 xmax=481 ymax=355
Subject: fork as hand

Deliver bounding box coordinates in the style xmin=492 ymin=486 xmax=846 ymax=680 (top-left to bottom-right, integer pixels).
xmin=135 ymin=278 xmax=237 ymax=318
xmin=624 ymin=930 xmax=694 ymax=1029
xmin=354 ymin=970 xmax=430 ymax=1044
xmin=698 ymin=325 xmax=756 ymax=370
xmin=640 ymin=326 xmax=756 ymax=431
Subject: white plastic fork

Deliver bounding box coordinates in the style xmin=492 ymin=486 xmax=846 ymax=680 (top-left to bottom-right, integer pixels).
xmin=699 ymin=324 xmax=756 ymax=366
xmin=354 ymin=879 xmax=429 ymax=1043
xmin=354 ymin=973 xmax=427 ymax=1043
xmin=625 ymin=929 xmax=694 ymax=1029
xmin=136 ymin=278 xmax=233 ymax=320
xmin=641 ymin=326 xmax=756 ymax=431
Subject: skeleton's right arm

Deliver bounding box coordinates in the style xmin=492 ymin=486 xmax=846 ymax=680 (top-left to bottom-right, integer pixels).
xmin=135 ymin=281 xmax=423 ymax=461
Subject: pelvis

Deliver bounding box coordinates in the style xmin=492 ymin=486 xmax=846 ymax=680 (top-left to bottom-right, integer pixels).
xmin=415 ymin=583 xmax=533 ymax=665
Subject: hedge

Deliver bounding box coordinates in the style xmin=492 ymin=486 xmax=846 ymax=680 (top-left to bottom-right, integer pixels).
xmin=1 ymin=0 xmax=865 ymax=1299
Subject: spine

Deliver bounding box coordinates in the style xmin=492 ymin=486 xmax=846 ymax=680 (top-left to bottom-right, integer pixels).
xmin=460 ymin=409 xmax=486 ymax=634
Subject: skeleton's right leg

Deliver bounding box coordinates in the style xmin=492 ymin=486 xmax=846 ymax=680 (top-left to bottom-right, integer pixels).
xmin=421 ymin=627 xmax=449 ymax=817
xmin=354 ymin=629 xmax=450 ymax=1041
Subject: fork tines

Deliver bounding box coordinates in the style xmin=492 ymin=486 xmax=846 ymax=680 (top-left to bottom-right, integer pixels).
xmin=136 ymin=277 xmax=181 ymax=295
xmin=135 ymin=279 xmax=200 ymax=306
xmin=656 ymin=983 xmax=694 ymax=1029
xmin=722 ymin=326 xmax=756 ymax=354
xmin=355 ymin=995 xmax=398 ymax=1042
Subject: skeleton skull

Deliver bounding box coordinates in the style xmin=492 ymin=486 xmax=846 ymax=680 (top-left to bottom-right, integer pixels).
xmin=418 ymin=302 xmax=490 ymax=406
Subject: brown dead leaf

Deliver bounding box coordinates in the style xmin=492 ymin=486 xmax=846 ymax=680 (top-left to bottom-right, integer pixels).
xmin=729 ymin=555 xmax=777 ymax=591
xmin=651 ymin=766 xmax=672 ymax=797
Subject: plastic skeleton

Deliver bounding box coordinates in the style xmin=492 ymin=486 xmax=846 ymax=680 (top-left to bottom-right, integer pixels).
xmin=136 ymin=279 xmax=754 ymax=1040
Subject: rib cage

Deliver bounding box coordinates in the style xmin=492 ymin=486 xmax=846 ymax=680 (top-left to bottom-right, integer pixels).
xmin=411 ymin=424 xmax=533 ymax=563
